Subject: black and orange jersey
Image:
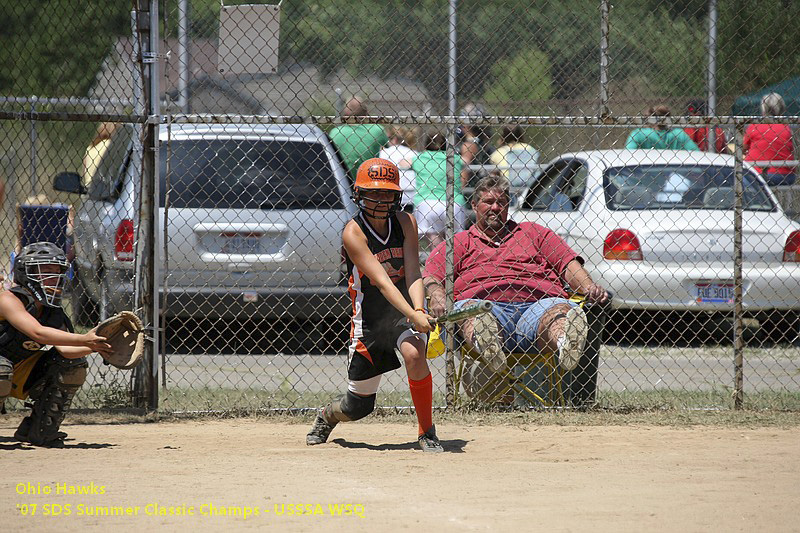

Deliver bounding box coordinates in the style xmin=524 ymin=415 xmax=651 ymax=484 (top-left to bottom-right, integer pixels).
xmin=344 ymin=213 xmax=411 ymax=380
xmin=346 ymin=212 xmax=409 ymax=337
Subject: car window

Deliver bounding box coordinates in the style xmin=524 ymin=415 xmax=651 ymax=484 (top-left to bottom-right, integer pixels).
xmin=522 ymin=160 xmax=569 ymax=210
xmin=559 ymin=160 xmax=587 ymax=210
xmin=522 ymin=160 xmax=584 ymax=211
xmin=604 ymin=165 xmax=774 ymax=211
xmin=158 ymin=139 xmax=342 ymax=209
xmin=88 ymin=124 xmax=135 ymax=202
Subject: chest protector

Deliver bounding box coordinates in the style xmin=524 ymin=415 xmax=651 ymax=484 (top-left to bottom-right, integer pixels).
xmin=0 ymin=287 xmax=73 ymax=364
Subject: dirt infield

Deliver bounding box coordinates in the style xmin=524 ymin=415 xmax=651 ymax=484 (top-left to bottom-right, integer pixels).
xmin=1 ymin=413 xmax=798 ymax=532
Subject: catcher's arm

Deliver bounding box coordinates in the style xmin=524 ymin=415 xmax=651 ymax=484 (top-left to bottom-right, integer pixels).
xmin=56 ymin=332 xmax=114 ymax=359
xmin=0 ymin=291 xmax=111 ymax=357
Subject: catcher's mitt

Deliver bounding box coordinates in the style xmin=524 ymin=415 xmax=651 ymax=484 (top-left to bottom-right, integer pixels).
xmin=95 ymin=311 xmax=145 ymax=369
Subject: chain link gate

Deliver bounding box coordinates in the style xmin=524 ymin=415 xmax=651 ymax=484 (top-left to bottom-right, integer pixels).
xmin=0 ymin=0 xmax=798 ymax=415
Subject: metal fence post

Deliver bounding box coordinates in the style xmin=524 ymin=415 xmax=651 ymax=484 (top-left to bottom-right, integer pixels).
xmin=707 ymin=0 xmax=719 ymax=149
xmin=28 ymin=98 xmax=37 ymax=197
xmin=599 ymin=0 xmax=610 ymax=118
xmin=733 ymin=120 xmax=745 ymax=409
xmin=444 ymin=120 xmax=457 ymax=408
xmin=448 ymin=0 xmax=458 ymax=116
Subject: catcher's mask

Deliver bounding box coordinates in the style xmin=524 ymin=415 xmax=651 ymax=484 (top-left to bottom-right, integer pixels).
xmin=353 ymin=158 xmax=402 ymax=220
xmin=14 ymin=242 xmax=69 ymax=308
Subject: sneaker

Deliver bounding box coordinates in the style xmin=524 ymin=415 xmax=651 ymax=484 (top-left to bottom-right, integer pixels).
xmin=418 ymin=425 xmax=444 ymax=453
xmin=472 ymin=312 xmax=506 ymax=373
xmin=306 ymin=412 xmax=336 ymax=446
xmin=558 ymin=306 xmax=588 ymax=372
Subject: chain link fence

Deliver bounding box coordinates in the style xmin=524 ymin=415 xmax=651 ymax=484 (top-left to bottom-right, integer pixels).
xmin=1 ymin=0 xmax=798 ymax=415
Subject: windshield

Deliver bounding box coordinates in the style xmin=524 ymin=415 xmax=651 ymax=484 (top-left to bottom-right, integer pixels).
xmin=158 ymin=139 xmax=342 ymax=209
xmin=604 ymin=165 xmax=774 ymax=211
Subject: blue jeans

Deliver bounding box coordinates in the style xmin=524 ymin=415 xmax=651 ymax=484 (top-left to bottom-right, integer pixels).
xmin=763 ymin=172 xmax=796 ymax=187
xmin=453 ymin=298 xmax=579 ymax=353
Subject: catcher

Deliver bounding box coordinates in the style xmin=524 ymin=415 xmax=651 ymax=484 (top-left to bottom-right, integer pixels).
xmin=0 ymin=241 xmax=113 ymax=447
xmin=306 ymin=158 xmax=442 ymax=452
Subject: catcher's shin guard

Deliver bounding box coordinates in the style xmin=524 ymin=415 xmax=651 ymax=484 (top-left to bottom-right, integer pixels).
xmin=0 ymin=356 xmax=12 ymax=413
xmin=22 ymin=354 xmax=87 ymax=447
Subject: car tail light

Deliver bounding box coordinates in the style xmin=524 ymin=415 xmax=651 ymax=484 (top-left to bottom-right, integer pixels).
xmin=115 ymin=219 xmax=135 ymax=261
xmin=604 ymin=229 xmax=643 ymax=260
xmin=784 ymin=230 xmax=800 ymax=262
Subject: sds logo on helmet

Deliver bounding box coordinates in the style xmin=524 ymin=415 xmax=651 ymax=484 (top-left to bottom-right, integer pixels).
xmin=366 ymin=163 xmax=398 ymax=182
xmin=353 ymin=158 xmax=402 ymax=219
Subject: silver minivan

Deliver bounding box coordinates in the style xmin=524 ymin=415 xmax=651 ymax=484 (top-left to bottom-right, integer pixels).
xmin=55 ymin=122 xmax=357 ymax=326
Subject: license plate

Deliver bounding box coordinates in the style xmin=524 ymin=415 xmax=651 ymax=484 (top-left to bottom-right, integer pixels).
xmin=694 ymin=282 xmax=734 ymax=304
xmin=242 ymin=291 xmax=258 ymax=303
xmin=220 ymin=233 xmax=262 ymax=254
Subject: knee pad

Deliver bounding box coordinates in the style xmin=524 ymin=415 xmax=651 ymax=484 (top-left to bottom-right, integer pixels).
xmin=331 ymin=391 xmax=376 ymax=422
xmin=60 ymin=363 xmax=87 ymax=389
xmin=0 ymin=356 xmax=12 ymax=399
xmin=49 ymin=354 xmax=88 ymax=391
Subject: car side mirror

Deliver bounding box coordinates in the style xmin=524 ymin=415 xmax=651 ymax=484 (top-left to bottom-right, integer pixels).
xmin=53 ymin=172 xmax=87 ymax=195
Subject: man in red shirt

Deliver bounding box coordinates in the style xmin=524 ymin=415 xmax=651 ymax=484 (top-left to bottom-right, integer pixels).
xmin=684 ymin=100 xmax=729 ymax=154
xmin=422 ymin=175 xmax=608 ymax=397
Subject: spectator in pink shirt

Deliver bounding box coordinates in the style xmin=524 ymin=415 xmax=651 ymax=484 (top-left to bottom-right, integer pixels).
xmin=422 ymin=175 xmax=608 ymax=398
xmin=744 ymin=93 xmax=796 ymax=186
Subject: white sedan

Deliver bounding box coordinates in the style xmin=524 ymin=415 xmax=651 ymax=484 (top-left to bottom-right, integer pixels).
xmin=510 ymin=150 xmax=800 ymax=318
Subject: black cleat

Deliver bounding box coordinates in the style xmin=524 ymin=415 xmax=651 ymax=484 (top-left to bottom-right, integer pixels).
xmin=13 ymin=416 xmax=32 ymax=442
xmin=14 ymin=417 xmax=67 ymax=447
xmin=306 ymin=412 xmax=336 ymax=445
xmin=418 ymin=425 xmax=444 ymax=453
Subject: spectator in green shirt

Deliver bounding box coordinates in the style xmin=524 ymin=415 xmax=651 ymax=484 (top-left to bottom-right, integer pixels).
xmin=412 ymin=132 xmax=466 ymax=248
xmin=329 ymin=97 xmax=389 ymax=182
xmin=626 ymin=105 xmax=700 ymax=151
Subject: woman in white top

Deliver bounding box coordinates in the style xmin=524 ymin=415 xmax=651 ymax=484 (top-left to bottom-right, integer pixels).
xmin=379 ymin=126 xmax=418 ymax=210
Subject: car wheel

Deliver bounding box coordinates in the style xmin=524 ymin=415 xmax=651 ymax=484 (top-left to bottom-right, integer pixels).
xmin=71 ymin=269 xmax=99 ymax=327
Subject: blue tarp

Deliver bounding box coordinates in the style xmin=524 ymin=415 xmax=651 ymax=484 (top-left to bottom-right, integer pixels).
xmin=731 ymin=77 xmax=800 ymax=116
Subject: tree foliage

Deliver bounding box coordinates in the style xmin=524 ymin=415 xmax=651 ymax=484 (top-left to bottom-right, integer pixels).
xmin=3 ymin=0 xmax=800 ymax=110
xmin=717 ymin=0 xmax=800 ymax=94
xmin=0 ymin=1 xmax=128 ymax=96
xmin=483 ymin=48 xmax=552 ymax=112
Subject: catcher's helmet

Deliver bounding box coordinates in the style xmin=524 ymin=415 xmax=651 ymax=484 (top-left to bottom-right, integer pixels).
xmin=14 ymin=241 xmax=69 ymax=308
xmin=353 ymin=158 xmax=402 ymax=219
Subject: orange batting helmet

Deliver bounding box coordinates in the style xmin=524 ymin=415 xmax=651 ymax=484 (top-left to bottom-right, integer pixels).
xmin=353 ymin=158 xmax=402 ymax=219
xmin=355 ymin=158 xmax=401 ymax=191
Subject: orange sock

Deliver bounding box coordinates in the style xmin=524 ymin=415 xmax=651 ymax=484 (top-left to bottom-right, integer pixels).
xmin=408 ymin=372 xmax=433 ymax=436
